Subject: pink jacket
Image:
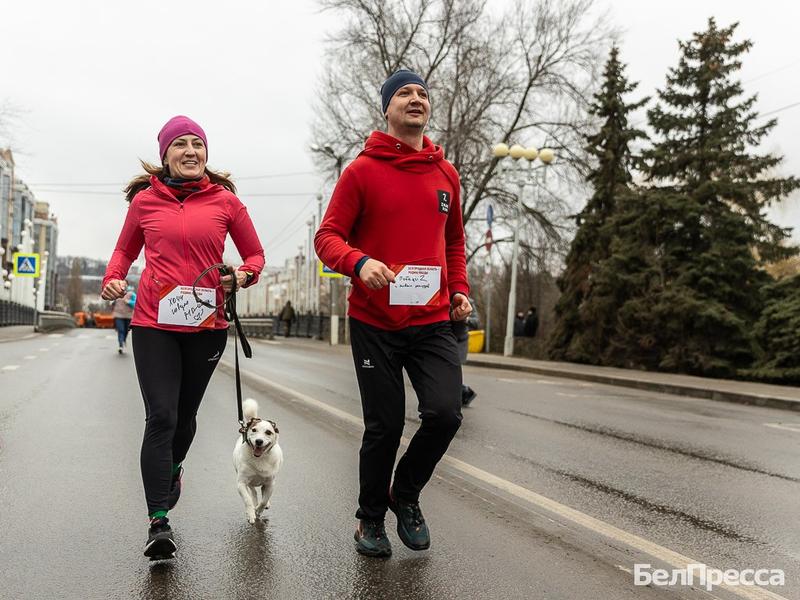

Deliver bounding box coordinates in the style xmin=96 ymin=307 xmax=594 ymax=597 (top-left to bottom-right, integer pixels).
xmin=102 ymin=176 xmax=265 ymax=332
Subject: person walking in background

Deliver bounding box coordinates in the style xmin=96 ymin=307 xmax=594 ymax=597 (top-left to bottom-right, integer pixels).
xmin=523 ymin=306 xmax=538 ymax=338
xmin=101 ymin=115 xmax=264 ymax=560
xmin=111 ymin=285 xmax=136 ymax=354
xmin=279 ymin=300 xmax=295 ymax=337
xmin=513 ymin=311 xmax=525 ymax=337
xmin=315 ymin=69 xmax=471 ymax=558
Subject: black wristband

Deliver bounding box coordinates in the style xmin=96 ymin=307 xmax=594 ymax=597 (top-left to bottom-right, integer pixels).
xmin=354 ymin=255 xmax=371 ymax=277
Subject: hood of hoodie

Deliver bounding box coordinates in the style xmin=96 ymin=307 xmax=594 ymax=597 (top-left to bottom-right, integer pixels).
xmin=359 ymin=131 xmax=444 ymax=173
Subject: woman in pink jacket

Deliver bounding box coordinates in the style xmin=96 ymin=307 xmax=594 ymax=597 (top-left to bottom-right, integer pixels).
xmin=101 ymin=115 xmax=264 ymax=559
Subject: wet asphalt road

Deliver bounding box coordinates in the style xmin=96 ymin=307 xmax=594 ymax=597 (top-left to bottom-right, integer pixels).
xmin=0 ymin=329 xmax=797 ymax=599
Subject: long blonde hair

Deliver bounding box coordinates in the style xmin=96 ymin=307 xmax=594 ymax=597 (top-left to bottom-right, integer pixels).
xmin=124 ymin=160 xmax=237 ymax=203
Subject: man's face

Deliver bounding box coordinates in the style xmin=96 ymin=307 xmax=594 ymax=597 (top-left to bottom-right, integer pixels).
xmin=385 ymin=84 xmax=430 ymax=132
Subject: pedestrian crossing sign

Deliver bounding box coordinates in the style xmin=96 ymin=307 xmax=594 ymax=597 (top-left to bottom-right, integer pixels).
xmin=319 ymin=261 xmax=343 ymax=279
xmin=12 ymin=253 xmax=40 ymax=277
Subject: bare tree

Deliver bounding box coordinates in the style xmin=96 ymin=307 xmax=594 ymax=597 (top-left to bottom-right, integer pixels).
xmin=67 ymin=258 xmax=84 ymax=314
xmin=312 ymin=0 xmax=614 ymax=266
xmin=0 ymin=99 xmax=23 ymax=149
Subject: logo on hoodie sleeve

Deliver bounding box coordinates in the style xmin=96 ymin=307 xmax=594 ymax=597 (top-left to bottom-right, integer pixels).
xmin=437 ymin=190 xmax=450 ymax=214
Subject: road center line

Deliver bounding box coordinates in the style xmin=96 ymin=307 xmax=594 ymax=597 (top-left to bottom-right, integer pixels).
xmin=221 ymin=361 xmax=787 ymax=600
xmin=2 ymin=365 xmax=20 ymax=371
xmin=764 ymin=423 xmax=800 ymax=433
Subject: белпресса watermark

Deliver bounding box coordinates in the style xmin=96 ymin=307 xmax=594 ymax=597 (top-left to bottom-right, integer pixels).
xmin=634 ymin=563 xmax=785 ymax=591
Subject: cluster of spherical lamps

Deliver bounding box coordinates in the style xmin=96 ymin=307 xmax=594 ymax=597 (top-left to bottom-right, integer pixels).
xmin=490 ymin=142 xmax=554 ymax=357
xmin=492 ymin=143 xmax=554 ymax=165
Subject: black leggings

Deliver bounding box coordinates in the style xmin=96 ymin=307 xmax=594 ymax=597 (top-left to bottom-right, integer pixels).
xmin=131 ymin=326 xmax=228 ymax=514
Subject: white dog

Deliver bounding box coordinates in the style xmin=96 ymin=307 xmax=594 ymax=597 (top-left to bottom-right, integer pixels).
xmin=233 ymin=398 xmax=283 ymax=524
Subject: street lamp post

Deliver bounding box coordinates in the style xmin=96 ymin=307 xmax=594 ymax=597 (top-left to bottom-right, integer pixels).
xmin=492 ymin=142 xmax=554 ymax=357
xmin=310 ymin=143 xmax=347 ymax=344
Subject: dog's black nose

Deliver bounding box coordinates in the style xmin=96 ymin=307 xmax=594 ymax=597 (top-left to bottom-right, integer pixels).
xmin=255 ymin=439 xmax=264 ymax=446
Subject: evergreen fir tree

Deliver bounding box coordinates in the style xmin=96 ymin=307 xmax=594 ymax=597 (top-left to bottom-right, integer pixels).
xmin=603 ymin=18 xmax=798 ymax=376
xmin=747 ymin=274 xmax=800 ymax=384
xmin=549 ymin=46 xmax=647 ymax=362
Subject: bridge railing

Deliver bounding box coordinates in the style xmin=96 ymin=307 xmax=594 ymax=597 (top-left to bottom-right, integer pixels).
xmin=0 ymin=300 xmax=36 ymax=327
xmin=233 ymin=314 xmax=346 ymax=343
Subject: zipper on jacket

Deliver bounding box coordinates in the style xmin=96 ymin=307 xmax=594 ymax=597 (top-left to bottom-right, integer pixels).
xmin=179 ymin=203 xmax=191 ymax=285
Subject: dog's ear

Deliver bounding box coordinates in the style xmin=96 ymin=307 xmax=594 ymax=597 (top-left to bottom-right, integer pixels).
xmin=268 ymin=420 xmax=279 ymax=433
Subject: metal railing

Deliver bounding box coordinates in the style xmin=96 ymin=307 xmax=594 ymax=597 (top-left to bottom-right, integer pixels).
xmin=0 ymin=300 xmax=36 ymax=326
xmin=235 ymin=314 xmax=346 ymax=343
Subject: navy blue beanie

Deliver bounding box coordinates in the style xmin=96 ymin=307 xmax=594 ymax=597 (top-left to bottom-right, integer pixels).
xmin=380 ymin=69 xmax=429 ymax=115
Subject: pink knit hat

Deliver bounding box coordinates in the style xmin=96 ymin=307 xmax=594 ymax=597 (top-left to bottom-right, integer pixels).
xmin=157 ymin=115 xmax=207 ymax=160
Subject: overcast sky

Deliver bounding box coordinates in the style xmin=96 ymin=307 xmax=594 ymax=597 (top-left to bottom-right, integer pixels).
xmin=2 ymin=0 xmax=797 ymax=268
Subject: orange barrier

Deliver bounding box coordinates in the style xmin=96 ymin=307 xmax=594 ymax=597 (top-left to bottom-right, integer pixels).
xmin=93 ymin=312 xmax=114 ymax=329
xmin=73 ymin=312 xmax=86 ymax=327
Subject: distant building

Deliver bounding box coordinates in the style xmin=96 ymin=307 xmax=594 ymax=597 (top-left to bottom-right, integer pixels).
xmin=33 ymin=201 xmax=59 ymax=309
xmin=0 ymin=149 xmax=13 ymax=267
xmin=12 ymin=180 xmax=34 ymax=248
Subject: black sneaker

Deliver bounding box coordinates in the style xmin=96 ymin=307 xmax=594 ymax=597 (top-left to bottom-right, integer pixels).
xmin=166 ymin=467 xmax=183 ymax=510
xmin=389 ymin=493 xmax=430 ymax=550
xmin=354 ymin=519 xmax=392 ymax=557
xmin=462 ymin=386 xmax=477 ymax=407
xmin=144 ymin=517 xmax=176 ymax=560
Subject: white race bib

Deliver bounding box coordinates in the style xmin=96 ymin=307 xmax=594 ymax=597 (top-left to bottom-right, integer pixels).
xmin=157 ymin=285 xmax=217 ymax=328
xmin=389 ymin=265 xmax=442 ymax=306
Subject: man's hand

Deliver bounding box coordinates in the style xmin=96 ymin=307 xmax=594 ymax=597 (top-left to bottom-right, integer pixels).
xmin=450 ymin=293 xmax=472 ymax=321
xmin=101 ymin=279 xmax=127 ymax=301
xmin=359 ymin=258 xmax=396 ymax=290
xmin=221 ymin=267 xmax=248 ymax=293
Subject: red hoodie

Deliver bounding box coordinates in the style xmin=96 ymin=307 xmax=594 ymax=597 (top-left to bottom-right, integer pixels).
xmin=102 ymin=176 xmax=265 ymax=332
xmin=314 ymin=131 xmax=469 ymax=330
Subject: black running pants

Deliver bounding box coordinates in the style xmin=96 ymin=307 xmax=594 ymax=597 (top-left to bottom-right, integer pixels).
xmin=131 ymin=326 xmax=227 ymax=514
xmin=349 ymin=317 xmax=463 ymax=521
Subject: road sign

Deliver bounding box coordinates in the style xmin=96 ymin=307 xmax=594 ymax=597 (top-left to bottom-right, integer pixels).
xmin=486 ymin=204 xmax=494 ymax=228
xmin=12 ymin=253 xmax=40 ymax=278
xmin=319 ymin=261 xmax=344 ymax=279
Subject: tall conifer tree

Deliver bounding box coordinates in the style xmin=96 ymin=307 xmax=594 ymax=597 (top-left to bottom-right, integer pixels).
xmin=549 ymin=47 xmax=647 ymax=362
xmin=603 ymin=19 xmax=798 ymax=376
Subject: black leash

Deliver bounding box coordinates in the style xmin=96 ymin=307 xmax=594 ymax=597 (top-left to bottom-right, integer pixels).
xmin=192 ymin=264 xmax=251 ymax=442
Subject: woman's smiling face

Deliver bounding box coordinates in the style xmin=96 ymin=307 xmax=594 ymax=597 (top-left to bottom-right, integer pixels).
xmin=164 ymin=135 xmax=207 ymax=179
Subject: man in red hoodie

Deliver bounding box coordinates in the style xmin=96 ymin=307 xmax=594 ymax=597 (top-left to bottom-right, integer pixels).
xmin=315 ymin=69 xmax=472 ymax=558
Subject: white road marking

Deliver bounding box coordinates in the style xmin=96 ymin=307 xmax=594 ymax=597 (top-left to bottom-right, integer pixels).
xmin=224 ymin=361 xmax=788 ymax=600
xmin=23 ymin=356 xmax=36 ymax=360
xmin=764 ymin=423 xmax=800 ymax=433
xmin=2 ymin=365 xmax=20 ymax=371
xmin=38 ymin=348 xmax=49 ymax=352
xmin=47 ymin=333 xmax=64 ymax=338
xmin=104 ymin=335 xmax=115 ymax=340
xmin=78 ymin=334 xmax=90 ymax=339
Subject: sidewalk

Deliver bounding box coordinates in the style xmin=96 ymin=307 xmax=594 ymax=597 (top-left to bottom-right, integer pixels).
xmin=466 ymin=353 xmax=800 ymax=412
xmin=0 ymin=325 xmax=39 ymax=344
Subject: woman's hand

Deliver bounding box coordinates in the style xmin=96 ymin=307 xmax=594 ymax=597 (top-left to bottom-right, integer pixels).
xmin=220 ymin=268 xmax=248 ymax=293
xmin=101 ymin=279 xmax=127 ymax=301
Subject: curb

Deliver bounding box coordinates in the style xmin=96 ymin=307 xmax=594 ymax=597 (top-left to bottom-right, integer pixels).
xmin=465 ymin=357 xmax=800 ymax=413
